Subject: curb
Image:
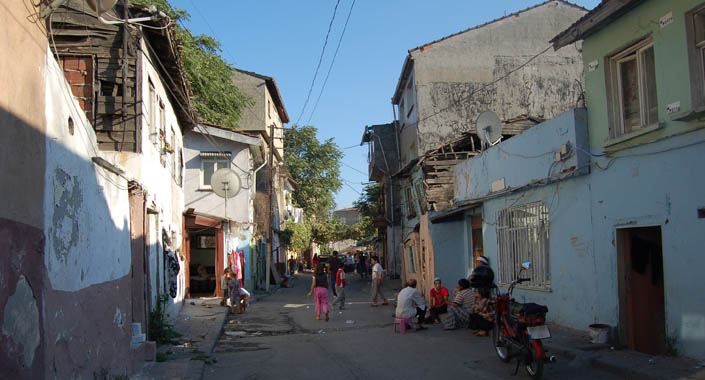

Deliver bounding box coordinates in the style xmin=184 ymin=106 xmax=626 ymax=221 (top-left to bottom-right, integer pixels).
xmin=188 ymin=306 xmax=229 ymax=380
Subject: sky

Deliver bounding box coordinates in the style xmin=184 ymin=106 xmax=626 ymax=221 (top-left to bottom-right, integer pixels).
xmin=171 ymin=0 xmax=600 ymax=209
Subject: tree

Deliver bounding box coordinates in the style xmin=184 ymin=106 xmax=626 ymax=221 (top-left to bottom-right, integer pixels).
xmin=284 ymin=126 xmax=343 ymax=219
xmin=349 ymin=183 xmax=383 ymax=242
xmin=131 ymin=0 xmax=251 ymax=128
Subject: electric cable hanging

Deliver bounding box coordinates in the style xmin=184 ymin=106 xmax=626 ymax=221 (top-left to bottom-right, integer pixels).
xmin=306 ymin=0 xmax=356 ymax=124
xmin=294 ymin=0 xmax=342 ymax=126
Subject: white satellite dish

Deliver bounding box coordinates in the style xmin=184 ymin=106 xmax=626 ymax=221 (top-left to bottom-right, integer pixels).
xmin=85 ymin=0 xmax=119 ymax=16
xmin=211 ymin=168 xmax=241 ymax=199
xmin=211 ymin=168 xmax=241 ymax=221
xmin=476 ymin=111 xmax=503 ymax=147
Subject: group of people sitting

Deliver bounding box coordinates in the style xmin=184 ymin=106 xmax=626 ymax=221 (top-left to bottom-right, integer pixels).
xmin=394 ymin=255 xmax=495 ymax=336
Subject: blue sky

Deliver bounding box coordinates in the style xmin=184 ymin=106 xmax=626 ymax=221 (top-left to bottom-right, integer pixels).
xmin=171 ymin=0 xmax=600 ymax=209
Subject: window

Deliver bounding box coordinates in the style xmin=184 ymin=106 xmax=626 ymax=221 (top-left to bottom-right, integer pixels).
xmin=496 ymin=202 xmax=550 ymax=289
xmin=404 ymin=185 xmax=417 ymax=218
xmin=607 ymin=38 xmax=658 ymax=137
xmin=200 ymin=156 xmax=230 ymax=189
xmin=407 ymin=246 xmax=416 ymax=273
xmin=687 ymin=5 xmax=705 ymax=109
xmin=268 ymin=100 xmax=271 ymax=119
xmin=148 ymin=79 xmax=157 ymax=144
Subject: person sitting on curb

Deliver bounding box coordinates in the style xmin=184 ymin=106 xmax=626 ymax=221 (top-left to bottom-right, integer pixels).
xmin=469 ymin=288 xmax=494 ymax=336
xmin=444 ymin=278 xmax=475 ymax=330
xmin=427 ymin=277 xmax=449 ymax=324
xmin=395 ymin=279 xmax=427 ymax=331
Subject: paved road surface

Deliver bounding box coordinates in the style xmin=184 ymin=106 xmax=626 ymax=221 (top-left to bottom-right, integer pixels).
xmin=204 ymin=273 xmax=623 ymax=380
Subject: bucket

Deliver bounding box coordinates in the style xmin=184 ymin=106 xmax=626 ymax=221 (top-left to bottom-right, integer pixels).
xmin=588 ymin=324 xmax=610 ymax=344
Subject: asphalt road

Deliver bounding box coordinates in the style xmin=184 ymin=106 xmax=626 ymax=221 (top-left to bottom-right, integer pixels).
xmin=204 ymin=273 xmax=623 ymax=380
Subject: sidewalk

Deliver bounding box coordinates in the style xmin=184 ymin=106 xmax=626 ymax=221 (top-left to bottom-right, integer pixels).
xmin=133 ymin=298 xmax=229 ymax=380
xmin=545 ymin=325 xmax=705 ymax=380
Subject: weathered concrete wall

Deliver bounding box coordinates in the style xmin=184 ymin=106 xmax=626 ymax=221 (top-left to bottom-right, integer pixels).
xmin=232 ymin=70 xmax=266 ymax=131
xmin=410 ymin=0 xmax=586 ymax=154
xmin=42 ymin=47 xmax=137 ymax=378
xmin=0 ymin=3 xmax=48 ymax=379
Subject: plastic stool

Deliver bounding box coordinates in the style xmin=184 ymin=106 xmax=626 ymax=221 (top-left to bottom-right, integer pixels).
xmin=393 ymin=317 xmax=412 ymax=333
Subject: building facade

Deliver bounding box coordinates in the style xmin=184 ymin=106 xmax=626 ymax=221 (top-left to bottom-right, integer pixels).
xmin=387 ymin=0 xmax=588 ymax=299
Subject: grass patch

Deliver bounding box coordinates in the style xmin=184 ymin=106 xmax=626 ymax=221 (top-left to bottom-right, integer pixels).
xmin=149 ymin=295 xmax=182 ymax=345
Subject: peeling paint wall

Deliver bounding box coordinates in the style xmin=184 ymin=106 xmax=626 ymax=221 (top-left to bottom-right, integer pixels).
xmin=44 ymin=48 xmax=132 ymax=291
xmin=409 ymin=1 xmax=586 ymax=154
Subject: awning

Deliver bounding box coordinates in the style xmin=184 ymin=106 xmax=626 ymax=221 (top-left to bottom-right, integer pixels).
xmin=429 ymin=201 xmax=482 ymax=224
xmin=199 ymin=151 xmax=231 ymax=159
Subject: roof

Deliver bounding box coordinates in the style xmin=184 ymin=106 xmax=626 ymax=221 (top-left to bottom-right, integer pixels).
xmin=551 ymin=0 xmax=644 ymax=49
xmin=234 ymin=68 xmax=290 ymax=123
xmin=193 ymin=124 xmax=262 ymax=146
xmin=360 ymin=122 xmax=395 ymax=144
xmin=392 ymin=0 xmax=588 ymax=103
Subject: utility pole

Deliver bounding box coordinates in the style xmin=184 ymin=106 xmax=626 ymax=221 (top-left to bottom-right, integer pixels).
xmin=266 ymin=123 xmax=275 ymax=291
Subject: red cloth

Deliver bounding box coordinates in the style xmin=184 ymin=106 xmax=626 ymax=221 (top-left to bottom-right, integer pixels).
xmin=335 ymin=268 xmax=346 ymax=287
xmin=430 ymin=287 xmax=449 ymax=307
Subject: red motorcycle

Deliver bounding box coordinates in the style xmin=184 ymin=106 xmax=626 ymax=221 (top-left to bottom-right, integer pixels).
xmin=491 ymin=261 xmax=553 ymax=379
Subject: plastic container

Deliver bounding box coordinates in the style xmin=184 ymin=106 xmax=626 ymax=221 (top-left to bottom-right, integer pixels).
xmin=588 ymin=324 xmax=610 ymax=344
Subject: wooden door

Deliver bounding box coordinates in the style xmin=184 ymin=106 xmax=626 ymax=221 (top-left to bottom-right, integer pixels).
xmin=617 ymin=227 xmax=666 ymax=355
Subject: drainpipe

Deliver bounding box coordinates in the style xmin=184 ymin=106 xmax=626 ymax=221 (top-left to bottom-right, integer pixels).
xmin=391 ymin=103 xmax=402 ymax=278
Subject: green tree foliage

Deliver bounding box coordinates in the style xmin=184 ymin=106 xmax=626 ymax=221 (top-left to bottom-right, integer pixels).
xmin=348 ymin=183 xmax=383 ymax=242
xmin=131 ymin=0 xmax=250 ymax=128
xmin=280 ymin=221 xmax=311 ymax=254
xmin=284 ymin=126 xmax=343 ymax=218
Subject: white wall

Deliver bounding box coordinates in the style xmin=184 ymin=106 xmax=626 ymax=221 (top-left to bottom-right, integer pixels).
xmin=43 ymin=48 xmax=131 ymax=291
xmin=183 ymin=132 xmax=252 ymax=223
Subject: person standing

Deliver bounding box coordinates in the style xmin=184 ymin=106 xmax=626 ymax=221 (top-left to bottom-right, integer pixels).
xmin=329 ymin=252 xmax=342 ymax=297
xmin=395 ymin=279 xmax=427 ymax=331
xmin=331 ymin=265 xmax=346 ymax=310
xmin=370 ymin=256 xmax=388 ymax=306
xmin=308 ymin=263 xmax=330 ymax=321
xmin=228 ymin=271 xmax=242 ymax=315
xmin=427 ymin=277 xmax=449 ymax=324
xmin=288 ymin=256 xmax=296 ymax=275
xmin=220 ymin=268 xmax=232 ymax=307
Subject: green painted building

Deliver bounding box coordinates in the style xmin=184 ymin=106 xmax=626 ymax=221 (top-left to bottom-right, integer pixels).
xmin=554 ymin=0 xmax=705 ymax=358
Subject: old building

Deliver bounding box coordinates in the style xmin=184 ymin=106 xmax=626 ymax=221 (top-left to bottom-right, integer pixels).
xmin=0 ymin=1 xmax=180 ymax=378
xmin=183 ymin=124 xmax=261 ymax=294
xmin=361 ymin=123 xmax=401 ymax=276
xmin=385 ymin=0 xmax=588 ymax=296
xmin=549 ymin=0 xmax=705 ymax=358
xmin=231 ymin=69 xmax=295 ymax=288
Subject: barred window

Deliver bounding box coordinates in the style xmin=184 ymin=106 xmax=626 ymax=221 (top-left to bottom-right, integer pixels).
xmin=496 ymin=202 xmax=550 ymax=290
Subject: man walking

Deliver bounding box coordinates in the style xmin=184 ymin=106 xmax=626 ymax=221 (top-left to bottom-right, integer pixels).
xmin=370 ymin=256 xmax=388 ymax=306
xmin=331 ymin=265 xmax=346 ymax=310
xmin=395 ymin=279 xmax=427 ymax=331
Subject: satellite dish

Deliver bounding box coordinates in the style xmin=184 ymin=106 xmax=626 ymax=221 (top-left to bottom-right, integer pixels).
xmin=211 ymin=168 xmax=241 ymax=199
xmin=476 ymin=111 xmax=503 ymax=147
xmin=85 ymin=0 xmax=119 ymax=16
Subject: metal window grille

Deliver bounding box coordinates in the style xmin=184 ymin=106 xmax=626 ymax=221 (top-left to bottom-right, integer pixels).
xmin=496 ymin=202 xmax=550 ymax=289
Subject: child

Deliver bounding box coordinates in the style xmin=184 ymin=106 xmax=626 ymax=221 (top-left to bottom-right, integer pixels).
xmin=220 ymin=268 xmax=231 ymax=307
xmin=331 ymin=265 xmax=346 ymax=310
xmin=238 ymin=287 xmax=251 ymax=314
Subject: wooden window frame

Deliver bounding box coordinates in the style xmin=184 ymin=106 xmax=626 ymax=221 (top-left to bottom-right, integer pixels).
xmin=686 ymin=3 xmax=705 ymax=112
xmin=605 ymin=36 xmax=658 ymax=140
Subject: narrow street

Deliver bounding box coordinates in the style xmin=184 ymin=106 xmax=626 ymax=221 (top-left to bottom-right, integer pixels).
xmin=204 ymin=274 xmax=621 ymax=380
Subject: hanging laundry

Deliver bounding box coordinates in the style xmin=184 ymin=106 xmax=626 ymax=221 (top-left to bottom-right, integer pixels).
xmin=166 ymin=249 xmax=180 ymax=298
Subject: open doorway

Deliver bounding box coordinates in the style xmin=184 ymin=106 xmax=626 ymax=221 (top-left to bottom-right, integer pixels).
xmin=616 ymin=226 xmax=666 ymax=355
xmin=188 ymin=232 xmax=217 ymax=297
xmin=469 ymin=214 xmax=484 ymax=268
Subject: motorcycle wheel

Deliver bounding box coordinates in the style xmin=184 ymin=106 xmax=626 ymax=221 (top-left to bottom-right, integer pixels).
xmin=492 ymin=316 xmax=510 ymax=363
xmin=525 ymin=341 xmax=545 ymax=380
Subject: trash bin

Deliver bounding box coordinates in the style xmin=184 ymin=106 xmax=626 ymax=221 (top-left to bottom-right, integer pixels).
xmin=588 ymin=324 xmax=610 ymax=344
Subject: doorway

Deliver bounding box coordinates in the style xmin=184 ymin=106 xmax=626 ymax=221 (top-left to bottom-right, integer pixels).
xmin=616 ymin=226 xmax=666 ymax=355
xmin=469 ymin=214 xmax=484 ymax=268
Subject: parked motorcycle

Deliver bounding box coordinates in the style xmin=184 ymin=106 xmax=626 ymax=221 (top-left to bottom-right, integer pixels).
xmin=491 ymin=261 xmax=552 ymax=379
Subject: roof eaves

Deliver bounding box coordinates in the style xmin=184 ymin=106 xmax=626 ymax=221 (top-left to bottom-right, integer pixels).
xmin=551 ymin=0 xmax=644 ymax=49
xmin=392 ymin=55 xmax=413 ymax=105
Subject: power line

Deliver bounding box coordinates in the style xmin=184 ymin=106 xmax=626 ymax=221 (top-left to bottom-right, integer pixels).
xmin=416 ymin=45 xmax=552 ymax=124
xmin=306 ymin=0 xmax=356 ymax=124
xmin=294 ymin=0 xmax=342 ymax=126
xmin=340 ymin=161 xmax=367 ymax=176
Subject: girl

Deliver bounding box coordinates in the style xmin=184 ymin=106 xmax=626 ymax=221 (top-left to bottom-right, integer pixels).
xmin=308 ymin=263 xmax=330 ymax=321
